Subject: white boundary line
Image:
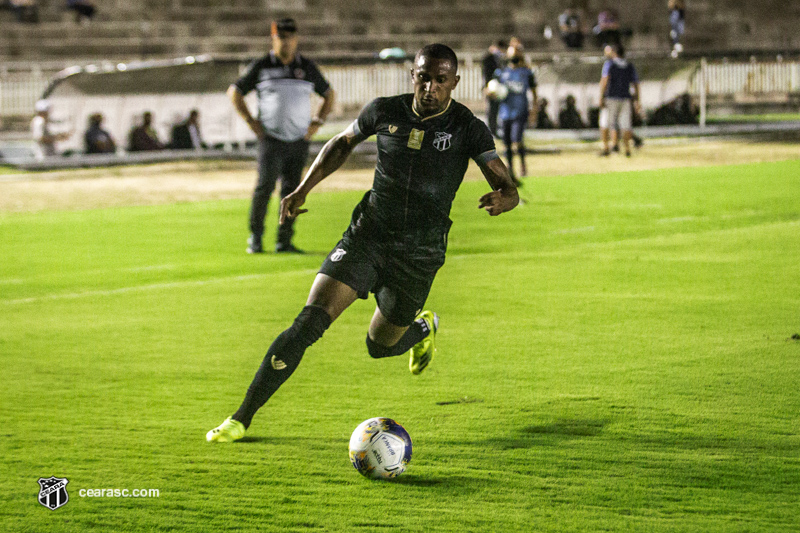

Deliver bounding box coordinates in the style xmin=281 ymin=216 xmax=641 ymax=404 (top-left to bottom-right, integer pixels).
xmin=3 ymin=269 xmax=318 ymax=306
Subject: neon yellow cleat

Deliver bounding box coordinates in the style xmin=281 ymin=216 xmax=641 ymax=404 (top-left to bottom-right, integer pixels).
xmin=409 ymin=311 xmax=439 ymax=375
xmin=206 ymin=417 xmax=246 ymax=443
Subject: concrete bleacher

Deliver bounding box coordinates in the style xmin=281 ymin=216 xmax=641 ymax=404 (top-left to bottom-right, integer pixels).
xmin=2 ymin=0 xmax=799 ymax=65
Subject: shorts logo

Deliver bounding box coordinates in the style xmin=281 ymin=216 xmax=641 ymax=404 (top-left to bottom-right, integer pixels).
xmin=433 ymin=132 xmax=452 ymax=151
xmin=331 ymin=248 xmax=347 ymax=262
xmin=38 ymin=477 xmax=69 ymax=510
xmin=388 ymin=125 xmax=398 ymax=134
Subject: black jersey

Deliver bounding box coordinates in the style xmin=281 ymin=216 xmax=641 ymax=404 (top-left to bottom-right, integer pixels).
xmin=350 ymin=94 xmax=497 ymax=250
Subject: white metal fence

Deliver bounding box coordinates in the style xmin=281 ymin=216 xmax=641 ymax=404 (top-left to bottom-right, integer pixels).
xmin=691 ymin=61 xmax=800 ymax=95
xmin=4 ymin=58 xmax=800 ymax=141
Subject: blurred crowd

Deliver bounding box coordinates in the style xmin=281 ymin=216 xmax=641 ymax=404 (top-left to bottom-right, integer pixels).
xmin=31 ymin=103 xmax=207 ymax=159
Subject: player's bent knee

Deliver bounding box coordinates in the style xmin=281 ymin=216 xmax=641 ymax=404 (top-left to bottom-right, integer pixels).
xmin=288 ymin=305 xmax=332 ymax=349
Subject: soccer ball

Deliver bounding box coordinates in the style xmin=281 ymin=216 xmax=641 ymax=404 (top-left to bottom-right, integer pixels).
xmin=348 ymin=417 xmax=412 ymax=479
xmin=486 ymin=79 xmax=509 ymax=101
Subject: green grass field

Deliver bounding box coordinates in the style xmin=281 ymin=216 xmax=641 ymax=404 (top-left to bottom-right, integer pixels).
xmin=2 ymin=159 xmax=800 ymax=532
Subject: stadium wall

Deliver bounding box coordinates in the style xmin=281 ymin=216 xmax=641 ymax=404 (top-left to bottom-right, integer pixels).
xmin=39 ymin=56 xmax=698 ymax=154
xmin=7 ymin=56 xmax=800 ymax=157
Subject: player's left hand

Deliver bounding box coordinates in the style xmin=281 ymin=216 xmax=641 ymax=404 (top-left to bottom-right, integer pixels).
xmin=280 ymin=191 xmax=309 ymax=224
xmin=478 ymin=190 xmax=515 ymax=216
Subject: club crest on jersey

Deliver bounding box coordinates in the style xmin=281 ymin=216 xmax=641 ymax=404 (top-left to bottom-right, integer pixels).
xmin=331 ymin=248 xmax=347 ymax=262
xmin=388 ymin=125 xmax=398 ymax=134
xmin=433 ymin=132 xmax=452 ymax=151
xmin=38 ymin=477 xmax=69 ymax=510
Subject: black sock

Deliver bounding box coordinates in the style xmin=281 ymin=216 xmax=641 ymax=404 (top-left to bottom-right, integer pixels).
xmin=365 ymin=319 xmax=430 ymax=359
xmin=232 ymin=305 xmax=331 ymax=428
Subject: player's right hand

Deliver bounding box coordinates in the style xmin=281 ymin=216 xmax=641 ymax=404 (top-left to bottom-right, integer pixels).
xmin=280 ymin=192 xmax=309 ymax=224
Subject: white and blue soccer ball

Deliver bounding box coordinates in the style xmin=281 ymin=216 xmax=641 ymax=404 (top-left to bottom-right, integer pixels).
xmin=349 ymin=417 xmax=412 ymax=480
xmin=486 ymin=78 xmax=509 ymax=101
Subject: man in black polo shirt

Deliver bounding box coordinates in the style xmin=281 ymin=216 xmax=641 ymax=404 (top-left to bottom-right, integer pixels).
xmin=208 ymin=44 xmax=519 ymax=443
xmin=229 ymin=18 xmax=335 ymax=254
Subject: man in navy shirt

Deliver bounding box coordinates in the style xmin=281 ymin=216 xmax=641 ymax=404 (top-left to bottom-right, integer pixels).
xmin=229 ymin=18 xmax=335 ymax=254
xmin=599 ymin=43 xmax=640 ymax=157
xmin=207 ymin=44 xmax=519 ymax=443
xmin=493 ymin=44 xmax=537 ymax=182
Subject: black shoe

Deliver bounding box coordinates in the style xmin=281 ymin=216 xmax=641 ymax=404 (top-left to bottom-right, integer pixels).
xmin=275 ymin=243 xmax=304 ymax=254
xmin=612 ymin=144 xmax=620 ymax=153
xmin=633 ymin=136 xmax=643 ymax=149
xmin=599 ymin=149 xmax=611 ymax=157
xmin=247 ymin=235 xmax=263 ymax=254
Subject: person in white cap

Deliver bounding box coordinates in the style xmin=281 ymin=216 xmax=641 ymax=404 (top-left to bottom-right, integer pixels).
xmin=31 ymin=100 xmax=71 ymax=159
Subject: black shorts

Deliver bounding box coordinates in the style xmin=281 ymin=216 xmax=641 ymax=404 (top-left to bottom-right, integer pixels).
xmin=319 ymin=233 xmax=445 ymax=327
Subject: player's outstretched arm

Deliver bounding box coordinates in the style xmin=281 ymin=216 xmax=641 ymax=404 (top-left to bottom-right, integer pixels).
xmin=477 ymin=157 xmax=520 ymax=216
xmin=280 ymin=122 xmax=367 ymax=223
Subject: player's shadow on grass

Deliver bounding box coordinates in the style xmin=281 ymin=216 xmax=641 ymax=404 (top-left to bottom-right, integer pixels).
xmin=476 ymin=419 xmax=608 ymax=449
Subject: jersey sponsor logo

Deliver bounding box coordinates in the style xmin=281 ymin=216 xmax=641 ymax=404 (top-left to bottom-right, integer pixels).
xmin=331 ymin=248 xmax=347 ymax=262
xmin=271 ymin=355 xmax=287 ymax=370
xmin=506 ymin=80 xmax=526 ymax=94
xmin=388 ymin=125 xmax=398 ymax=134
xmin=407 ymin=128 xmax=424 ymax=150
xmin=433 ymin=132 xmax=452 ymax=151
xmin=38 ymin=477 xmax=69 ymax=510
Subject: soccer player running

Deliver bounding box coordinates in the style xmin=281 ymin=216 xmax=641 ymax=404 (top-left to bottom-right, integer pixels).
xmin=208 ymin=43 xmax=519 ymax=443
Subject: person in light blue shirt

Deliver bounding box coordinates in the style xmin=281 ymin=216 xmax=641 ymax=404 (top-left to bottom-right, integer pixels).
xmin=493 ymin=45 xmax=537 ymax=183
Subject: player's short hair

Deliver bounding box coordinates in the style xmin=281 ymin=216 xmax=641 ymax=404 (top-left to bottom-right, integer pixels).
xmin=415 ymin=44 xmax=458 ymax=72
xmin=612 ymin=42 xmax=626 ymax=57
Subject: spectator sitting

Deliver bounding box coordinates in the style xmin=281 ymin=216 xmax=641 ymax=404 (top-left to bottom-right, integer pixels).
xmin=84 ymin=113 xmax=116 ymax=154
xmin=31 ymin=100 xmax=71 ymax=159
xmin=128 ymin=111 xmax=164 ymax=152
xmin=535 ymin=98 xmax=554 ymax=129
xmin=648 ymin=93 xmax=698 ymax=125
xmin=558 ymin=6 xmax=585 ymax=49
xmin=66 ymin=0 xmax=95 ymax=24
xmin=558 ymin=95 xmax=586 ymax=129
xmin=6 ymin=0 xmax=39 ymax=23
xmin=169 ymin=109 xmax=206 ymax=150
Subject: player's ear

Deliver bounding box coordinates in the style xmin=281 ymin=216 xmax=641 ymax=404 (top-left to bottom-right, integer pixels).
xmin=452 ymin=74 xmax=461 ymax=88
